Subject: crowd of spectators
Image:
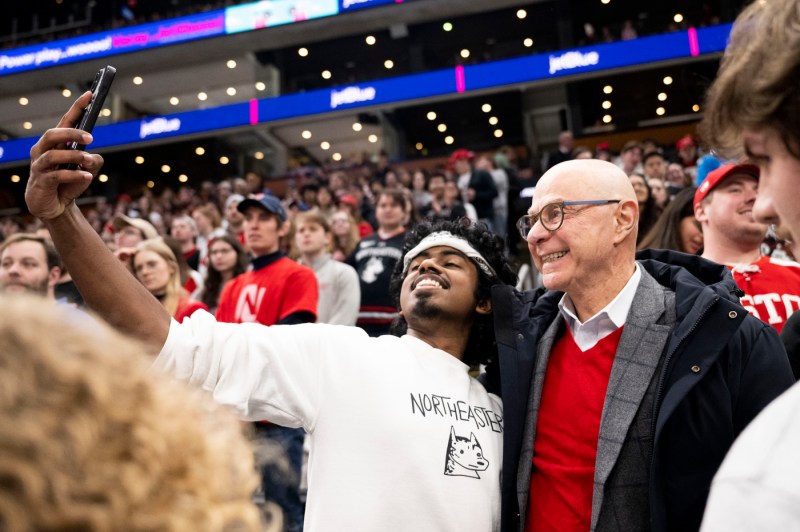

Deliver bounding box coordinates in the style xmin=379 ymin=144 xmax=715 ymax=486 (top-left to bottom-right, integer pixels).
xmin=2 ymin=130 xmax=795 ymax=301
xmin=543 ymin=131 xmax=796 ymax=261
xmin=7 ymin=0 xmax=800 ymax=528
xmin=3 ymin=127 xmax=797 ymax=526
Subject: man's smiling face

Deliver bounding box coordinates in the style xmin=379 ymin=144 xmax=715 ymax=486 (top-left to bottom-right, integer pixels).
xmin=400 ymin=246 xmax=482 ymax=324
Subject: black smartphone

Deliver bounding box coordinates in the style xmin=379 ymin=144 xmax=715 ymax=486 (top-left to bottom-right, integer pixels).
xmin=64 ymin=65 xmax=116 ymax=168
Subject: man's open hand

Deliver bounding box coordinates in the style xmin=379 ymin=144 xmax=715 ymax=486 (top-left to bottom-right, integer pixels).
xmin=26 ymin=91 xmax=105 ymax=220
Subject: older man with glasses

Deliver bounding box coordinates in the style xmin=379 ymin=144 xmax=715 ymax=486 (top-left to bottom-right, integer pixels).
xmin=483 ymin=159 xmax=793 ymax=532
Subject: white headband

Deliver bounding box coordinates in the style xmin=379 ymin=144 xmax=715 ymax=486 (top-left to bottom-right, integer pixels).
xmin=402 ymin=231 xmax=497 ymax=279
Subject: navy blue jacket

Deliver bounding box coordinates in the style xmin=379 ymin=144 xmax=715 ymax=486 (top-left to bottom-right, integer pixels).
xmin=485 ymin=249 xmax=794 ymax=532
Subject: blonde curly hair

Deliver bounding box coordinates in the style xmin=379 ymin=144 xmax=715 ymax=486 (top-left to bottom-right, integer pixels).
xmin=0 ymin=295 xmax=261 ymax=531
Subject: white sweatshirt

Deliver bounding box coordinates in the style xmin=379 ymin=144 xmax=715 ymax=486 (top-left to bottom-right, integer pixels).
xmin=701 ymin=381 xmax=800 ymax=531
xmin=154 ymin=310 xmax=503 ymax=531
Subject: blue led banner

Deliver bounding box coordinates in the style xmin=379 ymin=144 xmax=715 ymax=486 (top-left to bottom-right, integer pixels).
xmin=0 ymin=0 xmax=415 ymax=77
xmin=463 ymin=30 xmax=704 ymax=91
xmin=0 ymin=101 xmax=252 ymax=164
xmin=258 ymin=68 xmax=456 ymax=120
xmin=0 ymin=24 xmax=734 ymax=166
xmin=0 ymin=11 xmax=226 ymax=76
xmin=695 ymin=24 xmax=732 ymax=55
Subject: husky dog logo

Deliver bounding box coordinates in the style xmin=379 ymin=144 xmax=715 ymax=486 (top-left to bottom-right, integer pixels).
xmin=361 ymin=256 xmax=384 ymax=284
xmin=444 ymin=426 xmax=489 ymax=479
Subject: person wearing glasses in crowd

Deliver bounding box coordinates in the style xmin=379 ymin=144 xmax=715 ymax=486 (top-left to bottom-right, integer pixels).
xmin=483 ymin=159 xmax=793 ymax=532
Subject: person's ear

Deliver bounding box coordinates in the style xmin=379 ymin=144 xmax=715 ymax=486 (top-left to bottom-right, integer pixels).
xmin=475 ymin=297 xmax=492 ymax=315
xmin=694 ymin=201 xmax=708 ymax=224
xmin=48 ymin=266 xmax=62 ymax=288
xmin=614 ymin=199 xmax=637 ymax=244
xmin=277 ymin=220 xmax=291 ymax=237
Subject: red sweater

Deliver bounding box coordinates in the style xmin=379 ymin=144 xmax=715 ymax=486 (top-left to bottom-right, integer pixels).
xmin=527 ymin=324 xmax=624 ymax=532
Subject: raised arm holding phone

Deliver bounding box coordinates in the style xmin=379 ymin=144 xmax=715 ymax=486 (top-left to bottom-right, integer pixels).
xmin=25 ymin=89 xmax=520 ymax=531
xmin=26 ymin=91 xmax=171 ymax=346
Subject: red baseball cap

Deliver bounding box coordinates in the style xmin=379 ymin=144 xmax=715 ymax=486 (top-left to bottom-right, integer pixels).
xmin=336 ymin=194 xmax=359 ymax=208
xmin=676 ymin=134 xmax=696 ymax=151
xmin=693 ymin=163 xmax=759 ymax=210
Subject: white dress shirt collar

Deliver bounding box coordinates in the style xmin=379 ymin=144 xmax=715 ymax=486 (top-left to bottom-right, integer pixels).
xmin=557 ymin=263 xmax=641 ymax=351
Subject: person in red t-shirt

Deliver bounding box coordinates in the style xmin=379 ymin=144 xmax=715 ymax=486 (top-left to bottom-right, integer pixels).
xmin=216 ymin=193 xmax=317 ymax=532
xmin=216 ymin=194 xmax=317 ymax=325
xmin=696 ymin=164 xmax=800 ymax=333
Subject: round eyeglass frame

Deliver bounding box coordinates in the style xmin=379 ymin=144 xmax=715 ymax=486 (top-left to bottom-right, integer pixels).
xmin=516 ymin=200 xmax=622 ymax=237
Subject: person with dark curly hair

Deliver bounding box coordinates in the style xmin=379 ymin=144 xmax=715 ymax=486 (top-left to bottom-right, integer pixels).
xmin=24 ymin=103 xmax=517 ymax=531
xmin=389 ymin=219 xmax=517 ymax=367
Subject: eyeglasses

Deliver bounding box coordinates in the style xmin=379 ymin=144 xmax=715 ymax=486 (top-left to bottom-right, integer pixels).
xmin=516 ymin=200 xmax=622 ymax=237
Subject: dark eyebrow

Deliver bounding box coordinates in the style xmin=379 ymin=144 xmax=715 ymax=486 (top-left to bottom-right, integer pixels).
xmin=411 ymin=248 xmax=468 ymax=262
xmin=440 ymin=249 xmax=468 ymax=260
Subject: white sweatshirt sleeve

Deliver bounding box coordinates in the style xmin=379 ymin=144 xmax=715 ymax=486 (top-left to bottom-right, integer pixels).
xmin=701 ymin=382 xmax=800 ymax=530
xmin=152 ymin=310 xmax=365 ymax=431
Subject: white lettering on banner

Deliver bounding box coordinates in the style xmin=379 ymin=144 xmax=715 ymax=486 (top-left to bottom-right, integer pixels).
xmin=342 ymin=0 xmax=371 ymax=8
xmin=0 ymin=36 xmax=113 ymax=72
xmin=330 ymin=86 xmax=376 ymax=109
xmin=0 ymin=53 xmax=36 ymax=69
xmin=34 ymin=48 xmax=61 ymax=66
xmin=63 ymin=36 xmax=113 ymax=59
xmin=139 ymin=117 xmax=182 ymax=139
xmin=0 ymin=147 xmax=4 ymax=159
xmin=548 ymin=50 xmax=600 ymax=75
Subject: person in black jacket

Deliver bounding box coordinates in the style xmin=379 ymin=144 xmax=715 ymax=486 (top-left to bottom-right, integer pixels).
xmin=484 ymin=159 xmax=793 ymax=532
xmin=449 ymin=149 xmax=498 ymax=230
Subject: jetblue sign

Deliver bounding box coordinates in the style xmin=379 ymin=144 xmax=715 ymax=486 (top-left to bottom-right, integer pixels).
xmin=330 ymin=86 xmax=377 ymax=108
xmin=548 ymin=51 xmax=600 ymax=75
xmin=139 ymin=117 xmax=182 ymax=139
